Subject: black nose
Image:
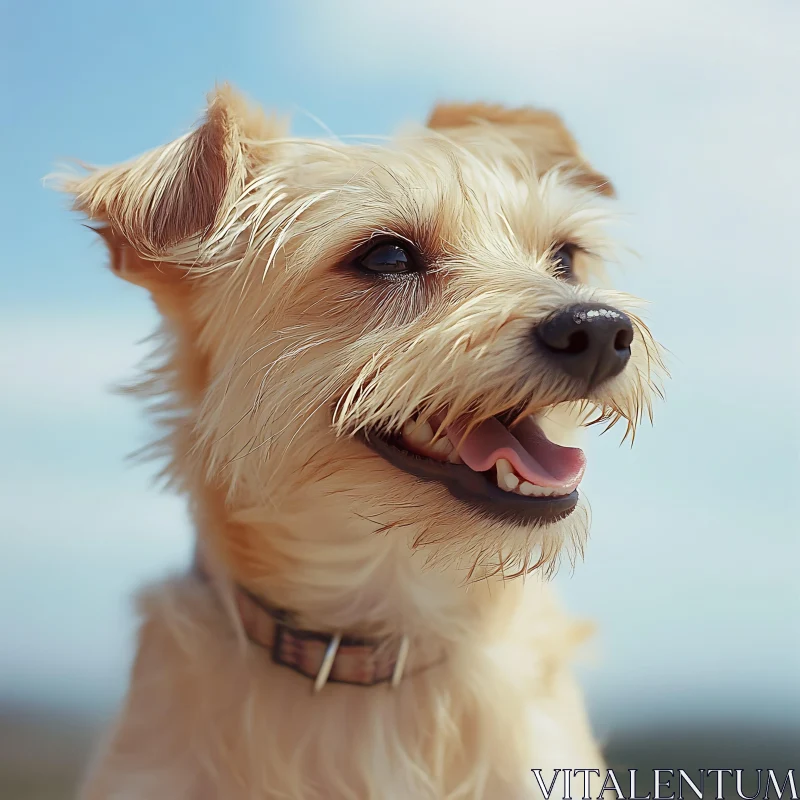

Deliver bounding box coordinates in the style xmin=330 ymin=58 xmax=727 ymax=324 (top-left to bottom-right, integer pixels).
xmin=535 ymin=303 xmax=634 ymax=387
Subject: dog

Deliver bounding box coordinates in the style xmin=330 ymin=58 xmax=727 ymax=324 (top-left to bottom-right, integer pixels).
xmin=60 ymin=85 xmax=663 ymax=799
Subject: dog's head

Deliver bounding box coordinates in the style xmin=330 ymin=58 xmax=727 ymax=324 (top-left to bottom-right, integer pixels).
xmin=62 ymin=86 xmax=663 ymax=589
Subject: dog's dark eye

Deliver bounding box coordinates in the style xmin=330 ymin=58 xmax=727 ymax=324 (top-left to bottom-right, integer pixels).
xmin=356 ymin=241 xmax=416 ymax=276
xmin=552 ymin=244 xmax=576 ymax=280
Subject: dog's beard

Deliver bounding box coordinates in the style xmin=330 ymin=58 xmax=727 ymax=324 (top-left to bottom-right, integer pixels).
xmin=408 ymin=492 xmax=592 ymax=583
xmin=353 ymin=406 xmax=592 ymax=582
xmin=215 ymin=400 xmax=593 ymax=584
xmin=271 ymin=430 xmax=592 ymax=585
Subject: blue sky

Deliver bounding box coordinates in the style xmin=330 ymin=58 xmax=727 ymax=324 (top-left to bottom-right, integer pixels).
xmin=1 ymin=0 xmax=798 ymax=733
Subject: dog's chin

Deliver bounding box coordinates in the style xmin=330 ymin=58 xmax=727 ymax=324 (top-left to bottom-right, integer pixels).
xmin=358 ymin=410 xmax=585 ymax=528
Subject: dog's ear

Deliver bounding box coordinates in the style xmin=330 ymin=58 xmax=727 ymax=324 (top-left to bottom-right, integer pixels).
xmin=64 ymin=84 xmax=283 ymax=285
xmin=428 ymin=102 xmax=614 ymax=197
xmin=89 ymin=226 xmax=198 ymax=320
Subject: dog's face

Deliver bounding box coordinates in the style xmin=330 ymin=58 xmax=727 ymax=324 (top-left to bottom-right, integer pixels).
xmin=65 ymin=87 xmax=663 ymax=587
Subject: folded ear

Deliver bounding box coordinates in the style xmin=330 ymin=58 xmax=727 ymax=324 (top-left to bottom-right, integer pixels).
xmin=428 ymin=102 xmax=614 ymax=197
xmin=65 ymin=84 xmax=283 ymax=267
xmin=90 ymin=224 xmax=193 ymax=311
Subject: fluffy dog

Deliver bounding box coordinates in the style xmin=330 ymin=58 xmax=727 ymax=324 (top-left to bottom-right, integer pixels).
xmin=61 ymin=85 xmax=663 ymax=799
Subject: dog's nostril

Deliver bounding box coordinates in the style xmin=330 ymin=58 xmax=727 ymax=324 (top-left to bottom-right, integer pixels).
xmin=614 ymin=327 xmax=633 ymax=351
xmin=562 ymin=330 xmax=590 ymax=355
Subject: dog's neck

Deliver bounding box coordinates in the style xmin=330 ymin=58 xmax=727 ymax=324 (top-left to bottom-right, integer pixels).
xmin=193 ymin=492 xmax=510 ymax=656
xmin=190 ymin=509 xmax=516 ymax=692
xmin=191 ymin=544 xmax=451 ymax=688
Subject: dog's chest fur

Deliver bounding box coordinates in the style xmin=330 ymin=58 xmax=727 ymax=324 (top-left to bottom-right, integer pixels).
xmin=81 ymin=574 xmax=601 ymax=800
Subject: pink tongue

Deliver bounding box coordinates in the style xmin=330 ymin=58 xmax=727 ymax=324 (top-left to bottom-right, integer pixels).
xmin=446 ymin=416 xmax=586 ymax=491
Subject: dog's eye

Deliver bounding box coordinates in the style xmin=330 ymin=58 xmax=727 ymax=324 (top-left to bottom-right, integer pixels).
xmin=356 ymin=241 xmax=417 ymax=276
xmin=552 ymin=244 xmax=576 ymax=280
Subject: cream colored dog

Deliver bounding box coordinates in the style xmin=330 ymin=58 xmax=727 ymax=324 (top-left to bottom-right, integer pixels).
xmin=62 ymin=85 xmax=663 ymax=800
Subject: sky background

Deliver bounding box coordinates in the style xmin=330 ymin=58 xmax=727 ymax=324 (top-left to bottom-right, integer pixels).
xmin=1 ymin=0 xmax=798 ymax=740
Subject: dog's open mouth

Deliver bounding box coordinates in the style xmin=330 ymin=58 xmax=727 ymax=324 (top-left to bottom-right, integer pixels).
xmin=363 ymin=410 xmax=586 ymax=525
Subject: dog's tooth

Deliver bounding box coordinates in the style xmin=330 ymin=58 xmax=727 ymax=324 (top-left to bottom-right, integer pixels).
xmin=430 ymin=436 xmax=453 ymax=456
xmin=405 ymin=419 xmax=434 ymax=445
xmin=402 ymin=420 xmax=416 ymax=438
xmin=443 ymin=434 xmax=464 ymax=463
xmin=519 ymin=482 xmax=553 ymax=497
xmin=447 ymin=448 xmax=464 ymax=464
xmin=495 ymin=458 xmax=512 ymax=479
xmin=495 ymin=459 xmax=519 ymax=491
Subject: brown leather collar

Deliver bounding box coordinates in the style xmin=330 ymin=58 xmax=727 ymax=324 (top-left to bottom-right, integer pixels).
xmin=195 ymin=558 xmax=444 ymax=691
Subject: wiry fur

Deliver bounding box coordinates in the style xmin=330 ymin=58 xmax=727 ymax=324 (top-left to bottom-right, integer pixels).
xmin=58 ymin=85 xmax=664 ymax=799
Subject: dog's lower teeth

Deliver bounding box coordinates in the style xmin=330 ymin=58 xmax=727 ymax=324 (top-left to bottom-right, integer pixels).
xmin=518 ymin=482 xmax=563 ymax=498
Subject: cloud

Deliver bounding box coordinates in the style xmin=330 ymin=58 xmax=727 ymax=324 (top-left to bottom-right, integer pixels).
xmin=298 ymin=0 xmax=797 ymax=99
